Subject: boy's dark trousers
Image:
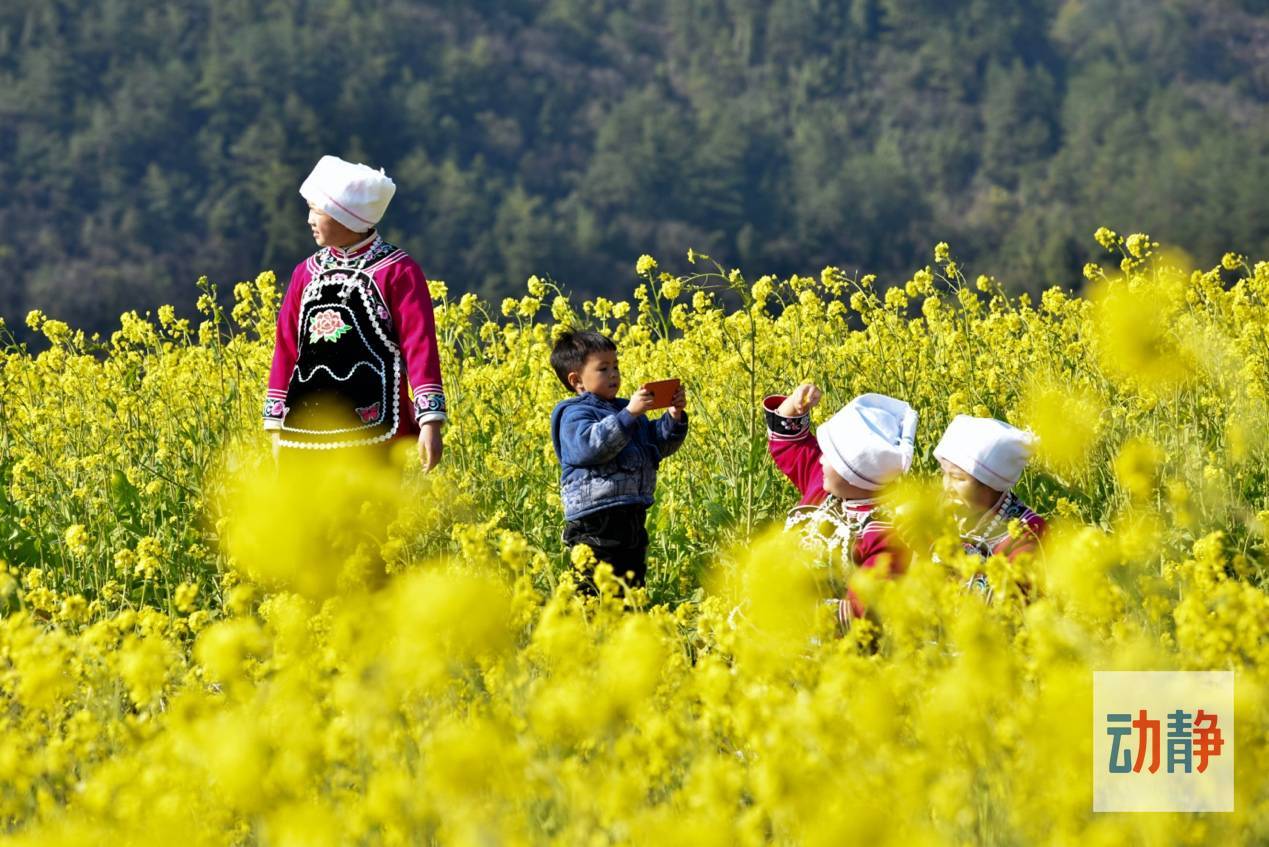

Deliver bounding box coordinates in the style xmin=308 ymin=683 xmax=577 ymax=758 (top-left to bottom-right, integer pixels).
xmin=563 ymin=504 xmax=649 ymax=592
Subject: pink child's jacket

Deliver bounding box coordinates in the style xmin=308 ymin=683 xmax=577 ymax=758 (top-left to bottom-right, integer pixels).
xmin=764 ymin=395 xmax=910 ymax=620
xmin=960 ymin=492 xmax=1048 ymax=601
xmin=969 ymin=499 xmax=1047 ymax=560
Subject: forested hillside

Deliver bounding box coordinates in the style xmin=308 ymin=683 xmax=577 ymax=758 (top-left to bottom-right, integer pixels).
xmin=2 ymin=0 xmax=1268 ymax=331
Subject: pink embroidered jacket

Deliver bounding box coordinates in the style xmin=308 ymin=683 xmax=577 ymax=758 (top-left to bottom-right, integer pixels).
xmin=764 ymin=395 xmax=910 ymax=621
xmin=966 ymin=496 xmax=1047 ymax=561
xmin=263 ymin=233 xmax=446 ymax=439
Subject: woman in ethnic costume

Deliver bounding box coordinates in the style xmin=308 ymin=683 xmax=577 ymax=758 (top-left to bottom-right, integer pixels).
xmin=263 ymin=156 xmax=447 ymax=468
xmin=934 ymin=415 xmax=1046 ymax=600
xmin=764 ymin=383 xmax=917 ymax=626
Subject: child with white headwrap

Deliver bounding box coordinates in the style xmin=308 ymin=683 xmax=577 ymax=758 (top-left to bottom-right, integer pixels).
xmin=764 ymin=384 xmax=918 ymax=625
xmin=934 ymin=415 xmax=1047 ymax=597
xmin=264 ymin=156 xmax=447 ymax=468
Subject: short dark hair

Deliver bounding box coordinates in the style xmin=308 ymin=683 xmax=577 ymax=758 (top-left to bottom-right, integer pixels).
xmin=550 ymin=329 xmax=617 ymax=391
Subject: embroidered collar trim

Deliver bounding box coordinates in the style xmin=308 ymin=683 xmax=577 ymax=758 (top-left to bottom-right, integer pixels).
xmin=785 ymin=495 xmax=878 ymax=557
xmin=329 ymin=231 xmax=378 ymax=259
xmin=315 ymin=235 xmax=398 ymax=274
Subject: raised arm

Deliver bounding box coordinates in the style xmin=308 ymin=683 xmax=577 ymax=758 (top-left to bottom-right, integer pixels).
xmin=764 ymin=389 xmax=825 ymax=500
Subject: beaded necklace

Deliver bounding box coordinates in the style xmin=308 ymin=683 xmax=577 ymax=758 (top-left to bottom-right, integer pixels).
xmin=785 ymin=496 xmax=875 ymax=556
xmin=961 ymin=490 xmax=1015 ymax=558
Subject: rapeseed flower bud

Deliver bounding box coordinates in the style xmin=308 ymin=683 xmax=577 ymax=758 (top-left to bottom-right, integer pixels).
xmin=42 ymin=319 xmax=70 ymax=344
xmin=64 ymin=524 xmax=89 ymax=558
xmin=174 ymin=581 xmax=199 ymax=613
xmin=1114 ymin=438 xmax=1164 ymax=502
xmin=1094 ymin=226 xmax=1120 ymax=250
xmin=750 ymin=275 xmax=773 ymax=304
xmin=195 ymin=618 xmax=267 ymax=686
xmin=58 ymin=594 xmax=89 ymax=624
xmin=116 ymin=634 xmax=176 ymax=709
xmin=517 ymin=295 xmax=540 ymax=317
xmin=1022 ymin=382 xmax=1104 ymax=472
xmin=551 ymin=295 xmax=572 ymax=322
xmin=570 ymin=542 xmax=597 ymax=574
xmin=1125 ymin=233 xmax=1150 ymax=257
xmin=1092 ymin=274 xmax=1192 ymax=390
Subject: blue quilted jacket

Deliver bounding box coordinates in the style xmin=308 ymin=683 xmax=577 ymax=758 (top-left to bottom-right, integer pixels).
xmin=550 ymin=392 xmax=689 ymax=521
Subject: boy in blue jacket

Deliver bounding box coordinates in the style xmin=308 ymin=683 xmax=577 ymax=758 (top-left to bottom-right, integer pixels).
xmin=549 ymin=330 xmax=689 ymax=590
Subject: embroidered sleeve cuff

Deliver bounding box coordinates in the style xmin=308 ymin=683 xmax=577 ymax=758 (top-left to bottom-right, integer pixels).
xmin=412 ymin=390 xmax=447 ymax=424
xmin=263 ymin=395 xmax=287 ymax=430
xmin=763 ymin=395 xmax=810 ymax=440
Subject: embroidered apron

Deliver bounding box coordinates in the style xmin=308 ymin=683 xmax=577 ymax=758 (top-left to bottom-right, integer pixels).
xmin=280 ymin=244 xmax=403 ymax=449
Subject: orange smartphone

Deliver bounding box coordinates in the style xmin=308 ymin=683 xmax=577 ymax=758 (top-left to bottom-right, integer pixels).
xmin=640 ymin=378 xmax=681 ymax=410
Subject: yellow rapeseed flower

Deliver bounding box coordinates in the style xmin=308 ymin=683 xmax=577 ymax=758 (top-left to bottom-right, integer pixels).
xmin=64 ymin=524 xmax=90 ymax=558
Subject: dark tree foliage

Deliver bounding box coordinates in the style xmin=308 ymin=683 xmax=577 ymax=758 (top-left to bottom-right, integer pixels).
xmin=1 ymin=0 xmax=1267 ymax=333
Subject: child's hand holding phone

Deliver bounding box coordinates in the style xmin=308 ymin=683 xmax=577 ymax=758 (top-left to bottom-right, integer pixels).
xmin=667 ymin=383 xmax=687 ymax=421
xmin=629 ymin=379 xmax=686 ymax=418
xmin=627 ymin=387 xmax=656 ymax=416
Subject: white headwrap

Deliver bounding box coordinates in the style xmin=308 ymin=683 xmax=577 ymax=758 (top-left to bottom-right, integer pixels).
xmin=300 ymin=155 xmax=396 ymax=233
xmin=934 ymin=415 xmax=1036 ymax=491
xmin=816 ymin=393 xmax=919 ymax=491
